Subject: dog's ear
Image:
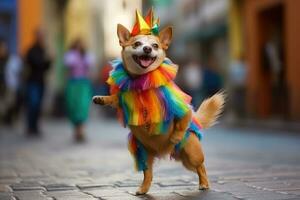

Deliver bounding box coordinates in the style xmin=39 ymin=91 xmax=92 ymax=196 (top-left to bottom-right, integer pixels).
xmin=117 ymin=24 xmax=131 ymax=47
xmin=159 ymin=26 xmax=173 ymax=50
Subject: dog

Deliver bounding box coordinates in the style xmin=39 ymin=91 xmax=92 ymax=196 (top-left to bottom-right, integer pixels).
xmin=93 ymin=9 xmax=224 ymax=195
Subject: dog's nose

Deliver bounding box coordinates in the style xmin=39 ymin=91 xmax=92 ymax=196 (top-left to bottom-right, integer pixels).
xmin=143 ymin=46 xmax=152 ymax=54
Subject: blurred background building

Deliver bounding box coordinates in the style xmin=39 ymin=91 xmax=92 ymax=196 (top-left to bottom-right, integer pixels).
xmin=0 ymin=0 xmax=299 ymax=127
xmin=144 ymin=0 xmax=300 ymax=123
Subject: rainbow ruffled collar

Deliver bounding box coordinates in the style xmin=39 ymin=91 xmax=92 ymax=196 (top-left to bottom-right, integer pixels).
xmin=107 ymin=59 xmax=178 ymax=92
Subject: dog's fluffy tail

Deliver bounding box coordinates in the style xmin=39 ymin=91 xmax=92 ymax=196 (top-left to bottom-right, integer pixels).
xmin=196 ymin=92 xmax=225 ymax=129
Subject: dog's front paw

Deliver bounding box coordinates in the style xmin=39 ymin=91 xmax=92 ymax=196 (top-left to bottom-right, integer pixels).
xmin=93 ymin=96 xmax=105 ymax=105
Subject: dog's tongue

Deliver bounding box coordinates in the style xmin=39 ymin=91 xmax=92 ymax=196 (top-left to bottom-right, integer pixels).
xmin=140 ymin=58 xmax=152 ymax=67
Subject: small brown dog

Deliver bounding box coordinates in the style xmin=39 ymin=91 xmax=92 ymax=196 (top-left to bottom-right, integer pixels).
xmin=93 ymin=9 xmax=224 ymax=195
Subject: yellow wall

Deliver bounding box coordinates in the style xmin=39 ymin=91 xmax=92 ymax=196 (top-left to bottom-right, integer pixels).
xmin=18 ymin=0 xmax=43 ymax=55
xmin=228 ymin=0 xmax=243 ymax=60
xmin=64 ymin=0 xmax=92 ymax=49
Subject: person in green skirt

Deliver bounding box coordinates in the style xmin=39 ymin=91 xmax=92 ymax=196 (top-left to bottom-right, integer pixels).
xmin=64 ymin=38 xmax=93 ymax=141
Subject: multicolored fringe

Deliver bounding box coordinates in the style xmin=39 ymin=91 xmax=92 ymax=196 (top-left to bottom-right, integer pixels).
xmin=107 ymin=59 xmax=191 ymax=134
xmin=128 ymin=133 xmax=148 ymax=171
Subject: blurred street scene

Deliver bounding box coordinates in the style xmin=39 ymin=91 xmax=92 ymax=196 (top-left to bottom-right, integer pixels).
xmin=1 ymin=0 xmax=300 ymax=199
xmin=1 ymin=0 xmax=300 ymax=129
xmin=1 ymin=117 xmax=300 ymax=200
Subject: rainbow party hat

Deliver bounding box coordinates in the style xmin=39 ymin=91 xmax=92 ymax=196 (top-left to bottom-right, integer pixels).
xmin=131 ymin=8 xmax=160 ymax=36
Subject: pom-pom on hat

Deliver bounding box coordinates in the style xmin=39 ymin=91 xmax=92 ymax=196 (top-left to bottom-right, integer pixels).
xmin=131 ymin=8 xmax=160 ymax=36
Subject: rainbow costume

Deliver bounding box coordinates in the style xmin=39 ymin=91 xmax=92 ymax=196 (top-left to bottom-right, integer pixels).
xmin=107 ymin=59 xmax=203 ymax=171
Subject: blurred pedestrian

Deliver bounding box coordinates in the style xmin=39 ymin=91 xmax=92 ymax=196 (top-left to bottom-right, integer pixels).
xmin=229 ymin=55 xmax=246 ymax=118
xmin=0 ymin=39 xmax=23 ymax=125
xmin=182 ymin=60 xmax=204 ymax=107
xmin=24 ymin=30 xmax=52 ymax=136
xmin=64 ymin=38 xmax=93 ymax=142
xmin=262 ymin=28 xmax=287 ymax=118
xmin=202 ymin=57 xmax=223 ymax=98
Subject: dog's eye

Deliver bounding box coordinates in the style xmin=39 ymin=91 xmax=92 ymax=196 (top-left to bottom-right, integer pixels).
xmin=152 ymin=43 xmax=159 ymax=49
xmin=133 ymin=41 xmax=142 ymax=48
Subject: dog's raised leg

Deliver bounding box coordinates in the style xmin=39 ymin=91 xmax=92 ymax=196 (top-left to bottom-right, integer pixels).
xmin=136 ymin=154 xmax=154 ymax=195
xmin=93 ymin=95 xmax=118 ymax=107
xmin=170 ymin=110 xmax=192 ymax=144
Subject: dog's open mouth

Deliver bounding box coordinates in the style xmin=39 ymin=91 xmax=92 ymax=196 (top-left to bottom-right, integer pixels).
xmin=133 ymin=55 xmax=156 ymax=68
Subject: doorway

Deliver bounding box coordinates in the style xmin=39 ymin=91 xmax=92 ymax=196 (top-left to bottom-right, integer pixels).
xmin=258 ymin=4 xmax=288 ymax=119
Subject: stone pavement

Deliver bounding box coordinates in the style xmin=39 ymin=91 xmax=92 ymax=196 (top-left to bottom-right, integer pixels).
xmin=1 ymin=117 xmax=300 ymax=200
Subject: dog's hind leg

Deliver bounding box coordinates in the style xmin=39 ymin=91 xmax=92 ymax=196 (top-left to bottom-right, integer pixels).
xmin=180 ymin=133 xmax=209 ymax=190
xmin=197 ymin=163 xmax=209 ymax=190
xmin=136 ymin=153 xmax=154 ymax=195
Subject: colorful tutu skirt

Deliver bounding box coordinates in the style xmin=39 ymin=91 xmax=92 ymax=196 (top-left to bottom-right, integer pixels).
xmin=65 ymin=78 xmax=92 ymax=125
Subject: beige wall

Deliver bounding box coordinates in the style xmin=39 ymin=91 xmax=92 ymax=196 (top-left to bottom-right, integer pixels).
xmin=64 ymin=0 xmax=142 ymax=60
xmin=102 ymin=0 xmax=142 ymax=58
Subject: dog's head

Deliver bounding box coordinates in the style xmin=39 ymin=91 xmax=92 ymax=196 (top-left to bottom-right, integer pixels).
xmin=117 ymin=23 xmax=172 ymax=76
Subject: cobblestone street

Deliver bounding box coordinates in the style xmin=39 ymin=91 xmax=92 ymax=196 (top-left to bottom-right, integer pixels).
xmin=1 ymin=116 xmax=300 ymax=200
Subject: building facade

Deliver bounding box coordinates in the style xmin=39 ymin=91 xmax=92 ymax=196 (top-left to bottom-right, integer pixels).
xmin=149 ymin=0 xmax=300 ymax=121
